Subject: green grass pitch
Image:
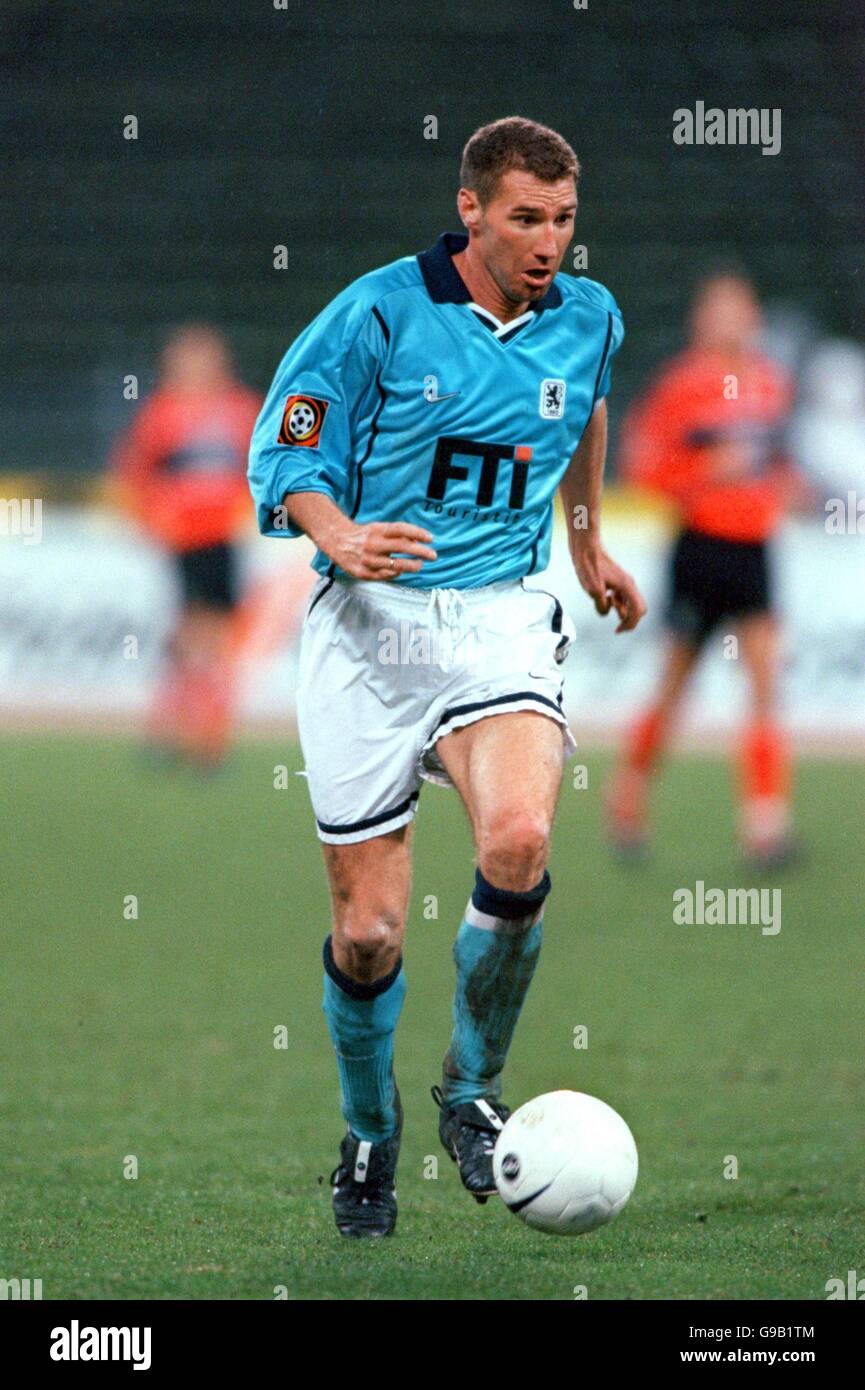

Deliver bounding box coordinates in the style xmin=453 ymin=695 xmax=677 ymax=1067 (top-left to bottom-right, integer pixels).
xmin=1 ymin=734 xmax=863 ymax=1300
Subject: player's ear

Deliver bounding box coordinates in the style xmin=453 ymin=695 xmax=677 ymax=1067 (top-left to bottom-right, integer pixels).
xmin=457 ymin=186 xmax=481 ymax=230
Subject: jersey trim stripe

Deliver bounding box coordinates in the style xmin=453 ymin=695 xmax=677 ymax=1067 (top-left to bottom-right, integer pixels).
xmin=591 ymin=310 xmax=614 ymax=408
xmin=527 ymin=520 xmax=546 ymax=574
xmin=307 ymin=576 xmax=335 ymax=617
xmin=371 ymin=304 xmax=391 ymax=343
xmin=349 ymin=371 xmax=387 ymax=519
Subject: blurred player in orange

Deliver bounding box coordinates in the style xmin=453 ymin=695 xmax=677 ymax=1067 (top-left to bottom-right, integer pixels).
xmin=607 ymin=273 xmax=807 ymax=868
xmin=111 ymin=325 xmax=262 ymax=767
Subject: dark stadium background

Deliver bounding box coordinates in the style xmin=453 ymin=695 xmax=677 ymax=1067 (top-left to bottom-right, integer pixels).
xmin=3 ymin=0 xmax=863 ymax=478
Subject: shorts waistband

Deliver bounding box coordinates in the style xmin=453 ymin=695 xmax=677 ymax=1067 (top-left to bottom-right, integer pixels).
xmin=334 ymin=576 xmax=523 ymax=611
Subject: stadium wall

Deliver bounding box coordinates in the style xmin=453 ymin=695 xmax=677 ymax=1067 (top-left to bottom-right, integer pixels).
xmin=1 ymin=496 xmax=862 ymax=748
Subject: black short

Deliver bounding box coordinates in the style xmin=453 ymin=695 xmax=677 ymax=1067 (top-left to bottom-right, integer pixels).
xmin=666 ymin=529 xmax=772 ymax=646
xmin=175 ymin=543 xmax=238 ymax=611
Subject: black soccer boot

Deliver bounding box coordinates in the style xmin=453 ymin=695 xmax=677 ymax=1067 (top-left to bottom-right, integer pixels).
xmin=431 ymin=1085 xmax=510 ymax=1204
xmin=330 ymin=1089 xmax=403 ymax=1238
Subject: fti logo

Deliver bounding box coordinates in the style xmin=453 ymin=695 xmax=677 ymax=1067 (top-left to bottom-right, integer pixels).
xmin=426 ymin=436 xmax=533 ymax=509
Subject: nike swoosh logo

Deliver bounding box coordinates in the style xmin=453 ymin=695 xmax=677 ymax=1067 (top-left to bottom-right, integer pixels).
xmin=425 ymin=391 xmax=461 ymax=402
xmin=506 ymin=1180 xmax=554 ymax=1213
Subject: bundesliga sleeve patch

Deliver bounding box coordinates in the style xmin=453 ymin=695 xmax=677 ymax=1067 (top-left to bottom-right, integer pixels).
xmin=277 ymin=394 xmax=330 ymax=448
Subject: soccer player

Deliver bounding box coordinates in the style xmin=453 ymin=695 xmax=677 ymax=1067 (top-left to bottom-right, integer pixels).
xmin=112 ymin=325 xmax=262 ymax=768
xmin=606 ymin=273 xmax=802 ymax=867
xmin=248 ymin=117 xmax=646 ymax=1237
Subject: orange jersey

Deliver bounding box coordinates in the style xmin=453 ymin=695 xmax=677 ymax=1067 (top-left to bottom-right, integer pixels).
xmin=111 ymin=384 xmax=262 ymax=551
xmin=620 ymin=348 xmax=793 ymax=542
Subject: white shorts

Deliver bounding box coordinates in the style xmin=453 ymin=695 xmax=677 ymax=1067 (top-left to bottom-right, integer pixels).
xmin=296 ymin=575 xmax=577 ymax=844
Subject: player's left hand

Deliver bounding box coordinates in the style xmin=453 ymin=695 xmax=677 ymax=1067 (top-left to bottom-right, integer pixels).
xmin=573 ymin=540 xmax=647 ymax=633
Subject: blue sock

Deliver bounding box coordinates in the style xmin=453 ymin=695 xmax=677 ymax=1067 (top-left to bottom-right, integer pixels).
xmin=442 ymin=869 xmax=550 ymax=1106
xmin=322 ymin=935 xmax=405 ymax=1142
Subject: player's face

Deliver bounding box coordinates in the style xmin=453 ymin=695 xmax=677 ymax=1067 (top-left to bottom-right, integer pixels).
xmin=690 ymin=278 xmax=762 ymax=354
xmin=161 ymin=328 xmax=232 ymax=391
xmin=467 ymin=170 xmax=577 ymax=305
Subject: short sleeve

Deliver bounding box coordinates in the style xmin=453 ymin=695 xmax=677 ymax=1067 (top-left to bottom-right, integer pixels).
xmin=247 ymin=291 xmax=385 ymax=537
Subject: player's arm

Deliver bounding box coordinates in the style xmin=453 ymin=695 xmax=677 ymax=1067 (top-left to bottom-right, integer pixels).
xmin=248 ymin=293 xmax=435 ymax=581
xmin=559 ymin=399 xmax=646 ymax=633
xmin=278 ymin=492 xmax=436 ymax=580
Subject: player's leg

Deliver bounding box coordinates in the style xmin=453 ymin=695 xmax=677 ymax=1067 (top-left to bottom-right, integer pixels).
xmin=183 ymin=544 xmax=240 ymax=767
xmin=176 ymin=603 xmax=236 ymax=766
xmin=438 ymin=707 xmax=564 ymax=888
xmin=319 ymin=826 xmax=413 ymax=1237
xmin=146 ymin=605 xmax=224 ymax=762
xmin=322 ymin=825 xmax=411 ymax=1133
xmin=295 ymin=577 xmax=425 ymax=1235
xmin=605 ymin=633 xmax=700 ymax=855
xmin=736 ymin=611 xmax=796 ymax=865
xmin=145 ymin=543 xmax=194 ymax=759
xmin=606 ymin=528 xmax=712 ymax=856
xmin=431 ymin=710 xmax=564 ymax=1199
xmin=145 ymin=610 xmax=190 ymax=760
xmin=148 ymin=544 xmax=238 ymax=768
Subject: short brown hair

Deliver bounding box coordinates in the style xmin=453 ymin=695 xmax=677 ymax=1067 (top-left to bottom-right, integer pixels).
xmin=460 ymin=117 xmax=580 ymax=206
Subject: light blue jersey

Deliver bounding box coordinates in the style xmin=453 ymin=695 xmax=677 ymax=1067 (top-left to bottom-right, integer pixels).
xmin=248 ymin=232 xmax=623 ymax=589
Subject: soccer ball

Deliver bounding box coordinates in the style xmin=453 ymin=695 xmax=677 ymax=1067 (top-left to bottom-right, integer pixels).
xmin=493 ymin=1090 xmax=638 ymax=1236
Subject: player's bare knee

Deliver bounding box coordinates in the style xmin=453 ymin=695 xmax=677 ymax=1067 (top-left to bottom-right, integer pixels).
xmin=334 ymin=908 xmax=403 ymax=979
xmin=478 ymin=810 xmax=551 ymax=891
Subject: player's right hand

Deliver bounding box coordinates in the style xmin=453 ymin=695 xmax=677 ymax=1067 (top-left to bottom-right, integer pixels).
xmin=327 ymin=521 xmax=437 ymax=580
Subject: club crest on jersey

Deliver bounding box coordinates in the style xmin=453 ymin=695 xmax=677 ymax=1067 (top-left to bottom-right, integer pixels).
xmin=278 ymin=394 xmax=329 ymax=447
xmin=540 ymin=378 xmax=566 ymax=419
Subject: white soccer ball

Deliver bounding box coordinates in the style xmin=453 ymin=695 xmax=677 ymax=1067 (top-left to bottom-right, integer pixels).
xmin=493 ymin=1090 xmax=638 ymax=1236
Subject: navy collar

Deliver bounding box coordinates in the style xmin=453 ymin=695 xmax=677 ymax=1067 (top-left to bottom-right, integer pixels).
xmin=417 ymin=231 xmax=563 ymax=311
